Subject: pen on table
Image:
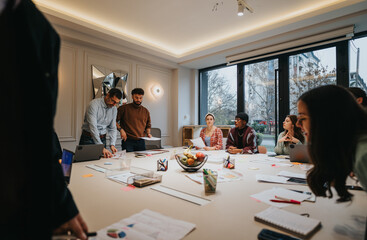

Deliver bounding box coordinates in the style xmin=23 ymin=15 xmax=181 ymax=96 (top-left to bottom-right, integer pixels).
xmin=52 ymin=232 xmax=97 ymax=240
xmin=288 ymin=189 xmax=312 ymax=195
xmin=274 ymin=195 xmax=301 ymax=204
xmin=158 ymin=161 xmax=165 ymax=168
xmin=270 ymin=199 xmax=301 ymax=204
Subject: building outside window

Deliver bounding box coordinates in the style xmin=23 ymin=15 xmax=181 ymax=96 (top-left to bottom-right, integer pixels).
xmin=350 ymin=36 xmax=367 ymax=92
xmin=289 ymin=47 xmax=336 ymax=115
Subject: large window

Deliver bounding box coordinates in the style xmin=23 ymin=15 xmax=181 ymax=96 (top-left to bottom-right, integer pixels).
xmin=199 ymin=32 xmax=367 ymax=148
xmin=289 ymin=47 xmax=336 ymax=115
xmin=245 ymin=59 xmax=278 ymax=151
xmin=350 ymin=36 xmax=367 ymax=92
xmin=200 ymin=66 xmax=237 ymax=125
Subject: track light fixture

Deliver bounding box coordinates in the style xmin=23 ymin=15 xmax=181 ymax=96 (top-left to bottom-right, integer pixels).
xmin=237 ymin=0 xmax=253 ymax=16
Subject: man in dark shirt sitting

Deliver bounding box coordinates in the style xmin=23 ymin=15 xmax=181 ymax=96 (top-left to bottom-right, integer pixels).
xmin=226 ymin=112 xmax=258 ymax=154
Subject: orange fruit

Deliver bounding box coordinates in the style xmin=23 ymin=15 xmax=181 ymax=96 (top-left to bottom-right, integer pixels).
xmin=187 ymin=158 xmax=195 ymax=166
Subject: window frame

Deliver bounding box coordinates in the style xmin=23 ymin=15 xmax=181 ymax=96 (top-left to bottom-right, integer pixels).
xmin=198 ymin=34 xmax=366 ymax=133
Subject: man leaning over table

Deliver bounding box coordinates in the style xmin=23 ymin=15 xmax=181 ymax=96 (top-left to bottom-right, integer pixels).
xmin=226 ymin=112 xmax=258 ymax=154
xmin=116 ymin=88 xmax=152 ymax=152
xmin=80 ymin=88 xmax=122 ymax=158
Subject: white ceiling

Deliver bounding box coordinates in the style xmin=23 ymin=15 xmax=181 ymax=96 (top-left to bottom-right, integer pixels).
xmin=34 ymin=0 xmax=367 ymax=69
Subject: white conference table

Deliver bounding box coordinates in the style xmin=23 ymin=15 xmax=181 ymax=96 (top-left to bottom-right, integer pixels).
xmin=69 ymin=148 xmax=367 ymax=240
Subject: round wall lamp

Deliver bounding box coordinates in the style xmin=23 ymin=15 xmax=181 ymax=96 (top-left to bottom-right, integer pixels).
xmin=151 ymin=84 xmax=163 ymax=99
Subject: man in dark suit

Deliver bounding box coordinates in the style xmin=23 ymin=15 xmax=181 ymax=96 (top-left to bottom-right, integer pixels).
xmin=0 ymin=0 xmax=88 ymax=239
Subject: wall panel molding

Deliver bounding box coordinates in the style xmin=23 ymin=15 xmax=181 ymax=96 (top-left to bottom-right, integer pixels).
xmin=55 ymin=43 xmax=77 ymax=142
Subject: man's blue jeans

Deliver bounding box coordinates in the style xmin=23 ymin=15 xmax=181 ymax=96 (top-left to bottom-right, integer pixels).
xmin=79 ymin=132 xmax=106 ymax=148
xmin=121 ymin=138 xmax=145 ymax=152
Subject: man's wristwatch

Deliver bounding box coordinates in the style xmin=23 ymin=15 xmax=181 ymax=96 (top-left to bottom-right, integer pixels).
xmin=117 ymin=127 xmax=122 ymax=131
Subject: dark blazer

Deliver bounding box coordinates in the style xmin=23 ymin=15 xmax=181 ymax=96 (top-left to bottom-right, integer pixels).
xmin=0 ymin=0 xmax=78 ymax=238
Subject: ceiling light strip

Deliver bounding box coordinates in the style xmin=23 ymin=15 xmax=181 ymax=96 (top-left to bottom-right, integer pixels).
xmin=227 ymin=36 xmax=352 ymax=66
xmin=226 ymin=25 xmax=354 ymax=65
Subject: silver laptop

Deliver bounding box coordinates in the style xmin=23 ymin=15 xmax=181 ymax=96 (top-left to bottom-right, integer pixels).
xmin=289 ymin=144 xmax=311 ymax=163
xmin=74 ymin=144 xmax=104 ymax=162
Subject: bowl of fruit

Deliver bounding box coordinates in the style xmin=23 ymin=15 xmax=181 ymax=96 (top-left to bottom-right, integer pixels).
xmin=175 ymin=147 xmax=208 ymax=172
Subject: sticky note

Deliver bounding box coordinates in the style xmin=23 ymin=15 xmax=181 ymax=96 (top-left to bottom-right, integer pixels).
xmin=121 ymin=185 xmax=135 ymax=191
xmin=83 ymin=174 xmax=94 ymax=178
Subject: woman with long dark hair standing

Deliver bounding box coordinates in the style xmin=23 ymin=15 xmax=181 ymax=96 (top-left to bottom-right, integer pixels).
xmin=274 ymin=115 xmax=305 ymax=155
xmin=297 ymin=85 xmax=367 ymax=202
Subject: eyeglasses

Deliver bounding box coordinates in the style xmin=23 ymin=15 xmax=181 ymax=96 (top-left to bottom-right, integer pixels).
xmin=109 ymin=97 xmax=120 ymax=105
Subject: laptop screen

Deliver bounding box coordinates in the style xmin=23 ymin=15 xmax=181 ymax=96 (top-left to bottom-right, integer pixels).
xmin=61 ymin=149 xmax=74 ymax=184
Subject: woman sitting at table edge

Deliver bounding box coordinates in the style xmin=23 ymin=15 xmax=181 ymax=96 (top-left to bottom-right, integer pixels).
xmin=297 ymin=85 xmax=367 ymax=202
xmin=274 ymin=115 xmax=305 ymax=155
xmin=198 ymin=113 xmax=223 ymax=150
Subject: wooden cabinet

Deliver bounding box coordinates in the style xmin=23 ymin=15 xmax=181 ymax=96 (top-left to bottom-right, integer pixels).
xmin=220 ymin=127 xmax=231 ymax=138
xmin=182 ymin=125 xmax=233 ymax=146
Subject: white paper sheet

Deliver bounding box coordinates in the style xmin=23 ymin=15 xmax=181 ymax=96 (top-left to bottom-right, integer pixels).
xmin=140 ymin=137 xmax=161 ymax=141
xmin=256 ymin=174 xmax=290 ymax=184
xmin=251 ymin=188 xmax=291 ymax=208
xmin=274 ymin=187 xmax=311 ymax=202
xmin=250 ymin=158 xmax=293 ymax=167
xmin=190 ymin=137 xmax=206 ymax=148
xmin=207 ymin=155 xmax=226 ymax=163
xmin=277 ymin=171 xmax=306 ymax=179
xmin=86 ymin=164 xmax=107 ymax=173
xmin=95 ymin=209 xmax=196 ymax=240
xmin=201 ymin=151 xmax=229 ymax=164
xmin=135 ymin=150 xmax=168 ymax=155
xmin=251 ymin=187 xmax=311 ymax=208
xmin=185 ymin=169 xmax=243 ymax=184
xmin=107 ymin=172 xmax=136 ymax=184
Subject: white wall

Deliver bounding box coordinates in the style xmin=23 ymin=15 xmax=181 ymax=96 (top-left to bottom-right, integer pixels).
xmin=55 ymin=39 xmax=181 ymax=150
xmin=54 ymin=30 xmax=197 ymax=150
xmin=170 ymin=67 xmax=198 ymax=146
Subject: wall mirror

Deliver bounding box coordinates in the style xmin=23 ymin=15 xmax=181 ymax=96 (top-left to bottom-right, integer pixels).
xmin=92 ymin=65 xmax=128 ymax=103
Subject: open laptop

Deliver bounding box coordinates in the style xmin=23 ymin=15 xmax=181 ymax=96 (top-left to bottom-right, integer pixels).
xmin=289 ymin=144 xmax=311 ymax=163
xmin=61 ymin=149 xmax=74 ymax=185
xmin=74 ymin=144 xmax=104 ymax=162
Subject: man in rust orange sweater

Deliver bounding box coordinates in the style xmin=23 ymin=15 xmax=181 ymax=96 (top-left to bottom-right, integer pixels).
xmin=116 ymin=88 xmax=152 ymax=152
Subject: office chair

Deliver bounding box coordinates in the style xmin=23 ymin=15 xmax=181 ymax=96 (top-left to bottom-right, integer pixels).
xmin=145 ymin=127 xmax=162 ymax=150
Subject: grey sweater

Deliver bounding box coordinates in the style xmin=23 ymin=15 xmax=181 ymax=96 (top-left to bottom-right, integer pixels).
xmin=274 ymin=131 xmax=303 ymax=155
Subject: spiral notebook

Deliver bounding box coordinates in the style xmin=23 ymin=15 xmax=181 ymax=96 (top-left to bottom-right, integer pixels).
xmin=254 ymin=207 xmax=321 ymax=238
